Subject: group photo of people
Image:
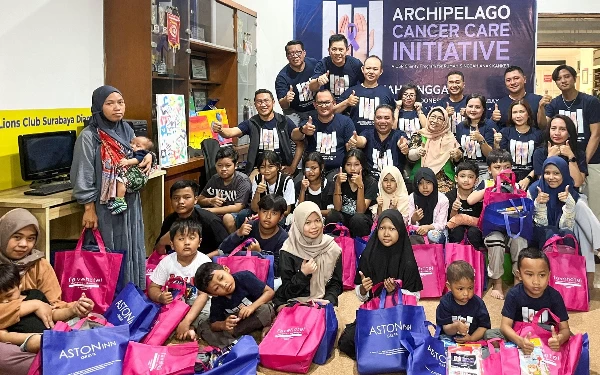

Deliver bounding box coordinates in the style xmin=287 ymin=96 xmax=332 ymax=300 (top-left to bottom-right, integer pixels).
xmin=1 ymin=2 xmax=600 ymax=374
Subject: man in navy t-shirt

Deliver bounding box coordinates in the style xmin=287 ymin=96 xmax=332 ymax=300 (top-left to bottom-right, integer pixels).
xmin=334 ymin=56 xmax=395 ymax=135
xmin=432 ymin=71 xmax=468 ymax=134
xmin=545 ymin=64 xmax=600 ymax=216
xmin=293 ymin=89 xmax=355 ymax=173
xmin=353 ymin=104 xmax=408 ymax=177
xmin=310 ymin=34 xmax=364 ymax=102
xmin=275 ymin=40 xmax=318 ymax=125
xmin=495 ymin=66 xmax=549 ymax=129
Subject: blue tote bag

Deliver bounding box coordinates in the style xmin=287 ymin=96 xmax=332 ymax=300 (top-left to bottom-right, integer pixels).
xmin=313 ymin=303 xmax=338 ymax=365
xmin=355 ymin=287 xmax=427 ymax=375
xmin=201 ymin=335 xmax=260 ymax=375
xmin=42 ymin=324 xmax=129 ymax=375
xmin=481 ymin=197 xmax=534 ymax=240
xmin=401 ymin=321 xmax=446 ymax=375
xmin=104 ymin=282 xmax=160 ymax=342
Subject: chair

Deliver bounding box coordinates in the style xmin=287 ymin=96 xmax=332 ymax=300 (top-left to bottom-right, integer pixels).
xmin=201 ymin=138 xmax=220 ymax=181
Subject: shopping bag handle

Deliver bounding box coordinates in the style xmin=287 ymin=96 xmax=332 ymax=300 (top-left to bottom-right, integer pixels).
xmin=378 ymin=280 xmax=404 ymax=309
xmin=545 ymin=234 xmax=579 ymax=254
xmin=485 ymin=337 xmax=507 ymax=352
xmin=324 ymin=222 xmax=350 ymax=237
xmin=75 ymin=228 xmax=106 ymax=253
xmin=229 ymin=238 xmax=256 ymax=257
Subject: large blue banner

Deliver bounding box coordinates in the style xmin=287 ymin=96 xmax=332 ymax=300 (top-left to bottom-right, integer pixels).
xmin=294 ymin=0 xmax=537 ymax=106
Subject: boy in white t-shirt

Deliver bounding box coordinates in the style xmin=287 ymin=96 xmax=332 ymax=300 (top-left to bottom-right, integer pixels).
xmin=148 ymin=219 xmax=212 ymax=340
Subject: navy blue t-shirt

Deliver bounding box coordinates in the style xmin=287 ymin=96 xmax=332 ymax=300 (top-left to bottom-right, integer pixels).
xmin=209 ymin=271 xmax=267 ymax=323
xmin=397 ymin=110 xmax=421 ymax=139
xmin=275 ymin=57 xmax=318 ymax=113
xmin=432 ymin=95 xmax=468 ymax=134
xmin=362 ymin=128 xmax=407 ymax=175
xmin=499 ymin=126 xmax=541 ymax=181
xmin=496 ymin=93 xmax=542 ymax=129
xmin=455 ymin=119 xmax=498 ymax=163
xmin=237 ymin=117 xmax=297 ymax=157
xmin=532 ymin=148 xmax=588 ymax=178
xmin=312 ymin=56 xmax=364 ymax=101
xmin=501 ymin=283 xmax=569 ymax=324
xmin=545 ymin=93 xmax=600 ymax=164
xmin=302 ymin=114 xmax=355 ymax=171
xmin=337 ymin=84 xmax=395 ymax=135
xmin=436 ymin=292 xmax=491 ymax=336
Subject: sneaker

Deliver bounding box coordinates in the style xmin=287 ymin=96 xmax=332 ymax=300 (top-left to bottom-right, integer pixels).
xmin=111 ymin=197 xmax=128 ymax=215
xmin=106 ymin=199 xmax=115 ymax=211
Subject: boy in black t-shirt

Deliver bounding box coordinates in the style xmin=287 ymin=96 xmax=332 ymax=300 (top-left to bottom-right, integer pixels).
xmin=488 ymin=248 xmax=571 ymax=355
xmin=436 ymin=261 xmax=491 ymax=343
xmin=446 ymin=161 xmax=483 ymax=248
xmin=195 ymin=263 xmax=275 ymax=347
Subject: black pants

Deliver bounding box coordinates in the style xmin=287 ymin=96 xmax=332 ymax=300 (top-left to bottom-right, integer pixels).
xmin=337 ymin=321 xmax=357 ymax=359
xmin=448 ymin=225 xmax=484 ymax=250
xmin=326 ymin=210 xmax=373 ymax=238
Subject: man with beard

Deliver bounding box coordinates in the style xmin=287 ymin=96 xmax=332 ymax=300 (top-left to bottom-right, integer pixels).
xmin=545 ymin=64 xmax=600 ymax=216
xmin=212 ymin=89 xmax=302 ymax=177
xmin=333 ymin=55 xmax=395 ymax=135
xmin=310 ymin=34 xmax=364 ymax=102
xmin=351 ymin=104 xmax=409 ymax=179
xmin=432 ymin=71 xmax=468 ymax=134
xmin=495 ymin=66 xmax=549 ymax=129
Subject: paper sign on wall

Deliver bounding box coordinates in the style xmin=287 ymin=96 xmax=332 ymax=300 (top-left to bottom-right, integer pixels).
xmin=156 ymin=94 xmax=188 ymax=167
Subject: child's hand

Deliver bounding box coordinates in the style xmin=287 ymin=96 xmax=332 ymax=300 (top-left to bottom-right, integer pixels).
xmin=175 ymin=321 xmax=197 ymax=340
xmin=557 ymin=185 xmax=570 ymax=203
xmin=224 ymin=315 xmax=239 ymax=333
xmin=411 ymin=205 xmax=424 ymax=224
xmin=536 ymin=187 xmax=550 ymax=204
xmin=377 ymin=195 xmax=384 ymax=207
xmin=238 ymin=305 xmax=256 ymax=320
xmin=301 ymin=258 xmax=317 ymax=276
xmin=211 ymin=192 xmax=226 ymax=207
xmin=336 ymin=167 xmax=347 ymax=185
xmin=301 ymin=177 xmax=310 ymax=191
xmin=452 ymin=198 xmax=462 ymax=212
xmin=383 ymin=277 xmax=396 ymax=293
xmin=548 ymin=326 xmax=561 ymax=352
xmin=247 ymin=239 xmax=261 ymax=253
xmin=351 ymin=172 xmax=363 ymax=188
xmin=34 ymin=300 xmax=56 ymax=329
xmin=519 ymin=332 xmax=535 ymax=355
xmin=72 ymin=293 xmax=94 ymax=318
xmin=359 ymin=271 xmax=373 ymax=293
xmin=454 ymin=320 xmax=470 ymax=336
xmin=455 ymin=333 xmax=473 ymax=344
xmin=237 ymin=217 xmax=253 ymax=237
xmin=256 ymin=176 xmax=267 ymax=194
xmin=118 ymin=158 xmax=129 ymax=167
xmin=390 ymin=198 xmax=398 ymax=209
xmin=159 ymin=290 xmax=173 ymax=305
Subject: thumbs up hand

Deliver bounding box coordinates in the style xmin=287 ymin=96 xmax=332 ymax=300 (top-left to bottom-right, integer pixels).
xmin=301 ymin=258 xmax=318 ymax=275
xmin=445 ymin=102 xmax=455 ymax=117
xmin=540 ymin=91 xmax=552 ymax=108
xmin=493 ymin=128 xmax=502 ymax=146
xmin=520 ymin=332 xmax=535 ymax=355
xmin=347 ymin=131 xmax=359 ymax=149
xmin=414 ymin=101 xmax=423 ymax=113
xmin=492 ymin=103 xmax=501 ymax=122
xmin=548 ymin=326 xmax=561 ymax=351
xmin=395 ymin=99 xmax=403 ymax=109
xmin=285 ymin=85 xmax=295 ymax=103
xmin=359 ymin=271 xmax=373 ymax=293
xmin=236 ymin=217 xmax=253 ymax=237
xmin=347 ymin=90 xmax=359 ymax=106
xmin=318 ymin=70 xmax=330 ymax=86
xmin=547 ymin=141 xmax=561 ymax=157
xmin=558 ymin=185 xmax=570 ymax=203
xmin=303 ymin=116 xmax=316 ymax=136
xmin=256 ymin=175 xmax=268 ymax=194
xmin=336 ymin=166 xmax=347 ymax=185
xmin=411 ymin=205 xmax=424 ymax=224
xmin=536 ymin=186 xmax=550 ymax=204
xmin=452 ymin=197 xmax=462 ymax=212
xmin=559 ymin=140 xmax=575 ymax=159
xmin=398 ymin=137 xmax=409 ymax=155
xmin=301 ymin=176 xmax=310 ymax=191
xmin=376 ymin=195 xmax=384 ymax=207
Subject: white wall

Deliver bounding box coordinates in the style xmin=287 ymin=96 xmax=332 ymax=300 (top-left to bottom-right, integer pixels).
xmin=0 ymin=0 xmax=104 ymax=110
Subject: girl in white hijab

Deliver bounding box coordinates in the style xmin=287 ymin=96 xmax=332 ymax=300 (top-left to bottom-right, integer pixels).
xmin=373 ymin=165 xmax=409 ymax=219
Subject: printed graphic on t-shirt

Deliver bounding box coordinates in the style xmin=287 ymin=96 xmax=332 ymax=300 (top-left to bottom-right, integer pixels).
xmin=341 ymin=195 xmax=357 ymax=215
xmin=205 ymin=187 xmax=238 ymax=202
xmin=461 ymin=134 xmax=482 ymax=160
xmin=398 ymin=118 xmax=420 ymax=138
xmin=297 ymin=81 xmax=314 ymax=102
xmin=359 ymin=97 xmax=379 ymax=121
xmin=260 ymin=129 xmax=280 ymax=151
xmin=559 ymin=109 xmax=584 ymax=136
xmin=317 ymin=131 xmax=338 ymax=155
xmin=510 ymin=139 xmax=535 ymax=166
xmin=521 ymin=307 xmax=549 ymax=323
xmin=330 ymin=74 xmax=349 ymax=96
xmin=372 ymin=148 xmax=393 ymax=172
xmin=452 ymin=315 xmax=473 ymax=328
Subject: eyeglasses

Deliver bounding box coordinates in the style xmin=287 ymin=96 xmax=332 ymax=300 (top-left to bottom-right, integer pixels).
xmin=255 ymin=99 xmax=272 ymax=106
xmin=286 ymin=51 xmax=303 ymax=57
xmin=315 ymin=101 xmax=333 ymax=107
xmin=402 ymin=93 xmax=416 ymax=99
xmin=429 ymin=115 xmax=445 ymax=122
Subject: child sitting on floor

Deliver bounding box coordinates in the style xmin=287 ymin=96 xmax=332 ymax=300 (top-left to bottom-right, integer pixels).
xmin=148 ymin=219 xmax=212 ymax=341
xmin=436 ymin=260 xmax=491 ymax=343
xmin=407 ymin=167 xmax=449 ymax=243
xmin=373 ymin=165 xmax=409 ymax=219
xmin=195 ymin=263 xmax=275 ymax=347
xmin=0 ymin=263 xmax=94 ymax=353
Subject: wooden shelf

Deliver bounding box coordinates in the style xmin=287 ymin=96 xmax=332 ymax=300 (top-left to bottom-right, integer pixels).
xmin=190 ymin=79 xmax=220 ymax=85
xmin=152 ymin=76 xmax=186 ymax=81
xmin=190 ymin=39 xmax=236 ymax=54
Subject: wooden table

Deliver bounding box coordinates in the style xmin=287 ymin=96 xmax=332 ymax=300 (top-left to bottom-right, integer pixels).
xmin=0 ymin=170 xmax=165 ymax=258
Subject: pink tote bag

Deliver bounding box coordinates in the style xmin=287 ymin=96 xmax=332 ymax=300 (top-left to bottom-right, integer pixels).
xmin=411 ymin=234 xmax=445 ymax=298
xmin=122 ymin=341 xmax=197 ymax=375
xmin=216 ymin=238 xmax=270 ymax=283
xmin=146 ymin=250 xmax=166 ymax=291
xmin=141 ymin=294 xmax=191 ymax=346
xmin=55 ymin=229 xmax=122 ymax=313
xmin=325 ymin=223 xmax=356 ymax=290
xmin=361 ymin=280 xmax=418 ymax=309
xmin=259 ymin=303 xmax=325 ymax=373
xmin=545 ymin=244 xmax=588 ymax=311
xmin=481 ymin=338 xmax=520 ymax=375
xmin=445 ymin=240 xmax=485 ymax=297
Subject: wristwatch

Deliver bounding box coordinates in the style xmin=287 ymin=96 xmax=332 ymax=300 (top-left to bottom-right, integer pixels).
xmin=568 ymin=157 xmax=577 ymax=163
xmin=299 ymin=124 xmax=306 ymax=135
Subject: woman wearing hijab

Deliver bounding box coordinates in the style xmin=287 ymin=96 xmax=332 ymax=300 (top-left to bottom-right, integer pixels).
xmin=0 ymin=209 xmax=93 ymax=374
xmin=71 ymin=86 xmax=152 ymax=288
xmin=273 ymin=201 xmax=342 ymax=310
xmin=408 ymin=106 xmax=462 ymax=193
xmin=373 ymin=165 xmax=409 ymax=218
xmin=407 ymin=167 xmax=449 ymax=243
xmin=338 ymin=209 xmax=423 ymax=359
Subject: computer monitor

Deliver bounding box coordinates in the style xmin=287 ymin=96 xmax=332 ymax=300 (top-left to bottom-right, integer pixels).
xmin=18 ymin=130 xmax=77 ymax=181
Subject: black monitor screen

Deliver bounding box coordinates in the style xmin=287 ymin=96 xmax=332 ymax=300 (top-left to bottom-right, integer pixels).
xmin=18 ymin=131 xmax=76 ymax=181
